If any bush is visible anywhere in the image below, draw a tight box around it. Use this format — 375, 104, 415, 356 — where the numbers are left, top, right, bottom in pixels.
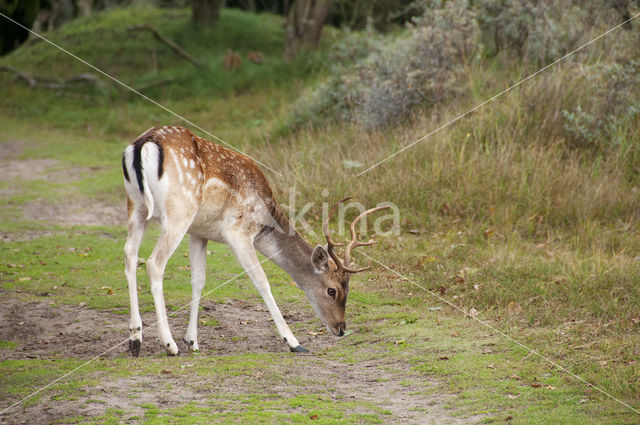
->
474, 0, 625, 65
291, 1, 479, 130
561, 60, 640, 179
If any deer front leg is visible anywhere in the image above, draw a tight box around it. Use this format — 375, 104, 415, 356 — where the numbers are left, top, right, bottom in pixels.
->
184, 235, 207, 352
124, 205, 147, 357
227, 237, 308, 353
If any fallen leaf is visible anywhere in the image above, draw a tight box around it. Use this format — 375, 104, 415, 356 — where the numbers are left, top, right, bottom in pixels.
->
531, 382, 542, 388
487, 363, 495, 369
598, 360, 607, 366
427, 307, 442, 311
394, 340, 405, 345
18, 277, 32, 282
509, 374, 521, 380
160, 369, 173, 375
545, 385, 556, 390
246, 51, 263, 64
506, 301, 522, 315
506, 394, 520, 400
310, 414, 319, 420
578, 398, 589, 404
438, 356, 449, 361
468, 308, 479, 318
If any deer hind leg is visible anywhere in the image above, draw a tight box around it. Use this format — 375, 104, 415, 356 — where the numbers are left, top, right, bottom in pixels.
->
147, 213, 194, 356
184, 234, 207, 352
125, 198, 148, 357
226, 235, 308, 353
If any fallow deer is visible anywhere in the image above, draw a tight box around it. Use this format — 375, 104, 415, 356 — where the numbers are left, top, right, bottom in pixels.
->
122, 125, 388, 356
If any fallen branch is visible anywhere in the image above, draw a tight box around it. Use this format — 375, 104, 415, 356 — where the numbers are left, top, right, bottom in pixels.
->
128, 24, 207, 69
0, 66, 105, 90
0, 65, 37, 87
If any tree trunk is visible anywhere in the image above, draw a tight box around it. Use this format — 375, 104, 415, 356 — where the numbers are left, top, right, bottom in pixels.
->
191, 0, 225, 26
284, 0, 331, 60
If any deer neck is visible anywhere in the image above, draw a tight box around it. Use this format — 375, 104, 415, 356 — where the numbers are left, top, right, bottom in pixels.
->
253, 205, 316, 289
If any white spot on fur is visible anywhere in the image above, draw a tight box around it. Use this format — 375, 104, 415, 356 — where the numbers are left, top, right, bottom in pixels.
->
189, 159, 195, 169
171, 151, 184, 185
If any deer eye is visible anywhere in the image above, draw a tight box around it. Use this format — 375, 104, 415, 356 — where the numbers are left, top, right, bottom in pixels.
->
327, 288, 336, 298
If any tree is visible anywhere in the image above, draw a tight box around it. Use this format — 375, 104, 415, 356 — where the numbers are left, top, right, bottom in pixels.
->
0, 0, 39, 55
191, 0, 225, 26
283, 0, 330, 60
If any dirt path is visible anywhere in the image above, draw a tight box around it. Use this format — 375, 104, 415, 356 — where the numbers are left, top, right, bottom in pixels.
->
0, 298, 478, 424
0, 140, 124, 242
0, 297, 325, 361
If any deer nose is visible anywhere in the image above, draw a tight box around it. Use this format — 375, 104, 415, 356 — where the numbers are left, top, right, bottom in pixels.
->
336, 322, 346, 337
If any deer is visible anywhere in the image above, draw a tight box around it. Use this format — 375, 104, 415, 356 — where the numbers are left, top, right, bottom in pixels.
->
122, 125, 388, 356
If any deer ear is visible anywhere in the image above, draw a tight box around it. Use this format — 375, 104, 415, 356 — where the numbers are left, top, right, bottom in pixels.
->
311, 245, 330, 273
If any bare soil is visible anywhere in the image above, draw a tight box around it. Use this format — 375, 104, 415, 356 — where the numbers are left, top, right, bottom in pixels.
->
21, 199, 125, 228
0, 298, 479, 424
0, 298, 321, 361
1, 141, 125, 241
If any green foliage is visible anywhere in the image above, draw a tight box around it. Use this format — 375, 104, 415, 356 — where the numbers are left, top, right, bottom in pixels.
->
473, 0, 623, 65
0, 7, 323, 120
561, 60, 640, 179
291, 1, 479, 129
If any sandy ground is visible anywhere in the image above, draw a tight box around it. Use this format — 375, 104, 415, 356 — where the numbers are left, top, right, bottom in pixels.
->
0, 298, 476, 425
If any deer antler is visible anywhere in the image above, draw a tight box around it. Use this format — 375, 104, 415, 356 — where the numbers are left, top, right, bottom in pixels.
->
323, 197, 390, 274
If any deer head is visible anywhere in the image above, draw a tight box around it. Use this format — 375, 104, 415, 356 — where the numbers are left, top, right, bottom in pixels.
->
305, 197, 390, 336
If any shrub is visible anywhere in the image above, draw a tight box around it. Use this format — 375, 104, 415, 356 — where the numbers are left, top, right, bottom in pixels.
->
474, 0, 625, 65
290, 0, 480, 130
562, 59, 640, 179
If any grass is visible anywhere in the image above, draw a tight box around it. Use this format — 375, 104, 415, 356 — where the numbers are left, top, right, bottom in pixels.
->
1, 3, 640, 424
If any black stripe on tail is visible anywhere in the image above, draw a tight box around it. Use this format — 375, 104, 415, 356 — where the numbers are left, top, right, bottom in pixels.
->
130, 135, 164, 194
122, 153, 130, 183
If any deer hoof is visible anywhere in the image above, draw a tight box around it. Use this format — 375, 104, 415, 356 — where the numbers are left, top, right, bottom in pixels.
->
290, 345, 309, 353
165, 341, 179, 356
129, 339, 141, 357
183, 337, 199, 352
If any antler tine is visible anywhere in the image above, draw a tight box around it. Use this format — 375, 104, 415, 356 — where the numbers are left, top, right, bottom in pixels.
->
344, 205, 391, 270
323, 196, 352, 270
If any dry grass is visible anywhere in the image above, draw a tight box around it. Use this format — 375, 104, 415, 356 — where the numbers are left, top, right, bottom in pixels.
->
247, 44, 640, 344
